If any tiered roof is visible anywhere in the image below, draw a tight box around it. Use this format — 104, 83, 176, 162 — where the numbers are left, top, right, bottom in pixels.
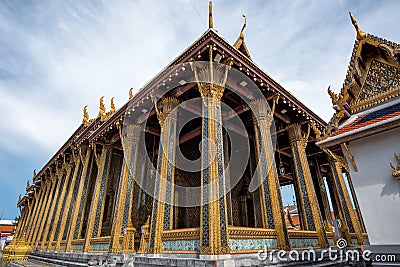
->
316, 13, 400, 146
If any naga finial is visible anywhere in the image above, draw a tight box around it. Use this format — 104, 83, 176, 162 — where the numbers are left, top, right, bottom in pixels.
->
349, 12, 366, 40
99, 96, 106, 118
33, 169, 37, 177
83, 105, 90, 125
110, 97, 115, 114
390, 153, 400, 179
240, 15, 247, 39
129, 88, 133, 99
209, 1, 213, 28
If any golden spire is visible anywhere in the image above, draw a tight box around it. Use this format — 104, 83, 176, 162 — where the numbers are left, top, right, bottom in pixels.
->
129, 88, 133, 99
209, 1, 213, 28
349, 12, 366, 40
239, 15, 246, 39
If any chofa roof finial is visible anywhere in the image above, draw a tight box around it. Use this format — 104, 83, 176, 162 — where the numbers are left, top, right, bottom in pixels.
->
240, 15, 246, 39
209, 1, 213, 28
349, 12, 366, 40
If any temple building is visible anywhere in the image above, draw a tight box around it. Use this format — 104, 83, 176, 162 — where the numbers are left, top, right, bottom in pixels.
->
4, 3, 373, 266
317, 13, 400, 264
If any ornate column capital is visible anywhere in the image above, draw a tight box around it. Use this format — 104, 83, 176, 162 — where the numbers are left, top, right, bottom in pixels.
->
249, 99, 274, 127
190, 45, 233, 101
155, 97, 179, 128
287, 123, 310, 151
123, 124, 142, 144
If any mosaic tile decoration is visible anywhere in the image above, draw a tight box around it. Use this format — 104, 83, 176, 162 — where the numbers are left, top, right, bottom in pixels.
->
331, 168, 355, 233
54, 165, 75, 241
74, 152, 93, 239
149, 131, 165, 250
230, 238, 278, 251
90, 243, 110, 251
122, 142, 136, 230
40, 179, 59, 241
328, 238, 335, 246
216, 105, 228, 247
162, 240, 200, 251
267, 136, 290, 246
256, 125, 275, 229
71, 244, 83, 251
201, 105, 210, 248
358, 60, 400, 104
163, 123, 176, 230
92, 148, 111, 238
351, 238, 358, 245
47, 173, 66, 241
63, 162, 83, 240
293, 146, 316, 231
289, 238, 318, 248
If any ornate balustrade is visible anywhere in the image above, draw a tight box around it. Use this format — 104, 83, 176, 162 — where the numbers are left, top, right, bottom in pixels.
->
70, 239, 84, 252
90, 237, 111, 252
161, 228, 200, 253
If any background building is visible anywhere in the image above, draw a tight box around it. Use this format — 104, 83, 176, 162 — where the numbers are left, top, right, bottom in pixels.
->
317, 13, 400, 264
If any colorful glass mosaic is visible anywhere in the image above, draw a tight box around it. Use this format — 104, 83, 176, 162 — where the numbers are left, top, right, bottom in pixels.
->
162, 240, 200, 251
230, 238, 277, 251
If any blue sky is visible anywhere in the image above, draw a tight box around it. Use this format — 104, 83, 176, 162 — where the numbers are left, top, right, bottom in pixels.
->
0, 0, 399, 219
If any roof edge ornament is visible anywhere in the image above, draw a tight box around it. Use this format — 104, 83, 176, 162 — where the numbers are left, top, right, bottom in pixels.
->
82, 105, 91, 126
209, 0, 213, 29
349, 12, 366, 40
233, 14, 252, 59
390, 153, 400, 179
240, 15, 246, 39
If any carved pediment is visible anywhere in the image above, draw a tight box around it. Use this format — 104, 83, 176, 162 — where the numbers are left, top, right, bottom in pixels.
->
352, 60, 400, 112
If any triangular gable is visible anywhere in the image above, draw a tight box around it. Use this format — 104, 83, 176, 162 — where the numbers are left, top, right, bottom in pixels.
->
327, 13, 400, 126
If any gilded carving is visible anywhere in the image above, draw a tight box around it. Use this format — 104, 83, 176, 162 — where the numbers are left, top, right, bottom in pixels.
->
343, 143, 358, 172
352, 60, 400, 112
189, 46, 232, 101
323, 148, 350, 173
390, 153, 400, 179
82, 106, 93, 126
288, 123, 328, 248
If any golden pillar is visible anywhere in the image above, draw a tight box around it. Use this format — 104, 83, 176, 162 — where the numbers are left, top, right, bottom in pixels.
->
109, 124, 141, 253
313, 158, 332, 222
190, 48, 231, 255
18, 200, 30, 238
287, 123, 328, 248
148, 97, 179, 254
65, 146, 93, 252
55, 153, 84, 251
82, 145, 112, 252
21, 201, 33, 238
26, 187, 42, 243
28, 180, 51, 245
250, 99, 290, 250
329, 158, 363, 245
40, 169, 64, 250
47, 163, 74, 250
344, 171, 367, 233
15, 205, 28, 238
34, 176, 57, 249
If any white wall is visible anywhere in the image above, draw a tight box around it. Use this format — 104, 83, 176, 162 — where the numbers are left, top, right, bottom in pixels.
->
344, 127, 400, 245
